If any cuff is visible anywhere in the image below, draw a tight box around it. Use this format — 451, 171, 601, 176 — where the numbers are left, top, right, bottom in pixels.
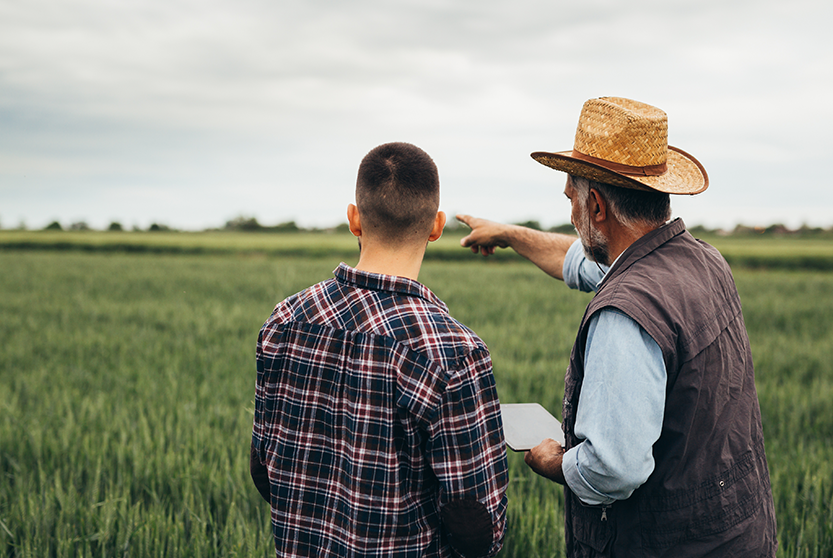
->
250, 442, 271, 504
562, 444, 615, 506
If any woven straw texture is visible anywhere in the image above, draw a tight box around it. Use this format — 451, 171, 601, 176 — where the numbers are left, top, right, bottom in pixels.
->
574, 97, 667, 167
532, 97, 708, 195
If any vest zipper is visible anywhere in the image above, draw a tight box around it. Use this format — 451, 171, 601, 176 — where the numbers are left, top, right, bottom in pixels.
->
600, 506, 609, 521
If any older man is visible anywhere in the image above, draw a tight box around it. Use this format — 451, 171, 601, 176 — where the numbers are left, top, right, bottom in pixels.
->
458, 97, 777, 557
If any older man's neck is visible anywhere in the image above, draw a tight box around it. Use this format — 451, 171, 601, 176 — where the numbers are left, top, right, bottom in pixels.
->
606, 219, 664, 264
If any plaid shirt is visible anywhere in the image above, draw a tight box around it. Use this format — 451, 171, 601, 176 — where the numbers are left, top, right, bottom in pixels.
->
252, 263, 507, 557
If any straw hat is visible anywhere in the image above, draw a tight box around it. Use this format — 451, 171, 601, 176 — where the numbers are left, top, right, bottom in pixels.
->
531, 97, 708, 195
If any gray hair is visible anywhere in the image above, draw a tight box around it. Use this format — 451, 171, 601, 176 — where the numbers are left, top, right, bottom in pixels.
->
569, 175, 671, 230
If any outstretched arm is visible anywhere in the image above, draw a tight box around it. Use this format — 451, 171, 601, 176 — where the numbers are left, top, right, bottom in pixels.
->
456, 214, 577, 281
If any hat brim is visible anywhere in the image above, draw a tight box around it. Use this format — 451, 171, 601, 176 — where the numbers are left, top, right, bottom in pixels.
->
531, 146, 708, 195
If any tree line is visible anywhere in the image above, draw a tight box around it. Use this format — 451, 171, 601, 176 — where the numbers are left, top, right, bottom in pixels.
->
8, 217, 833, 238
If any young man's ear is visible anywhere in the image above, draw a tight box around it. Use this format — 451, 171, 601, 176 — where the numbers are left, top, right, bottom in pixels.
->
428, 211, 446, 242
347, 204, 362, 237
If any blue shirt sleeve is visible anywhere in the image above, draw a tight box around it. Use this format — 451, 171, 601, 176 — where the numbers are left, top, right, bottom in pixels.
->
562, 239, 608, 293
561, 308, 667, 506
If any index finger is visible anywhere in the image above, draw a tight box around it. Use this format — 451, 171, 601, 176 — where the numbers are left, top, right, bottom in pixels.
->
455, 214, 473, 228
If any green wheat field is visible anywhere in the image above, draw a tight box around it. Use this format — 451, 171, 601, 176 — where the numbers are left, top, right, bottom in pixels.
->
1, 231, 832, 557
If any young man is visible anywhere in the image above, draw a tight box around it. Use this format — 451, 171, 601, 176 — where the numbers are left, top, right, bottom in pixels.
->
250, 142, 508, 558
458, 97, 777, 557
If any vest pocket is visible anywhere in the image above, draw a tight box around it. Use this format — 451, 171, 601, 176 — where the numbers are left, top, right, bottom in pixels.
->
570, 499, 614, 555
636, 450, 764, 549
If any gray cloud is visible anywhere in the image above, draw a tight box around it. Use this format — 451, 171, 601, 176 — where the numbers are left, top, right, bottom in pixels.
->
1, 0, 831, 229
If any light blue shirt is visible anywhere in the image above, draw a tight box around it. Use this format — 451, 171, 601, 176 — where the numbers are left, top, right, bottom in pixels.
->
560, 240, 667, 506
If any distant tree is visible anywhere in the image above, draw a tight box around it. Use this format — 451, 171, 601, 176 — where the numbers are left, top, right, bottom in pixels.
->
687, 225, 716, 236
333, 223, 351, 234
108, 222, 124, 231
273, 221, 300, 233
148, 223, 172, 232
797, 224, 829, 237
732, 224, 758, 236
44, 221, 63, 231
764, 224, 792, 235
69, 221, 91, 231
798, 224, 823, 234
514, 220, 543, 231
224, 216, 263, 231
219, 218, 306, 233
548, 223, 576, 234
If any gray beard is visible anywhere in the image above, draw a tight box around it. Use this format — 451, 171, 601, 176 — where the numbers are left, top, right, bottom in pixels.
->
581, 235, 610, 267
575, 211, 611, 267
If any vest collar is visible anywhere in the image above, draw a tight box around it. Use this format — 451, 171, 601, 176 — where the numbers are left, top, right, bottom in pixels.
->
596, 218, 687, 293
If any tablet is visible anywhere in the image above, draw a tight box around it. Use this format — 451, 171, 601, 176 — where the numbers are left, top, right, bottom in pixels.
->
500, 403, 565, 452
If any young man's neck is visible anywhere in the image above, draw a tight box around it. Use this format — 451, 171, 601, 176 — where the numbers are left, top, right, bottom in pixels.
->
346, 204, 445, 282
354, 240, 427, 282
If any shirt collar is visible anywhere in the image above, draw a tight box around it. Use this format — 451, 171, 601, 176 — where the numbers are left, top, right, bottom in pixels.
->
334, 263, 449, 314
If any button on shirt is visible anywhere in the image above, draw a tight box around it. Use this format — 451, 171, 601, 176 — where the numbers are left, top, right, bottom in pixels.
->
252, 263, 508, 557
561, 240, 667, 506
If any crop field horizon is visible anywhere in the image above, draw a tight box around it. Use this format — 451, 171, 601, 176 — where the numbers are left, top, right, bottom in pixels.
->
1, 241, 831, 556
3, 229, 833, 270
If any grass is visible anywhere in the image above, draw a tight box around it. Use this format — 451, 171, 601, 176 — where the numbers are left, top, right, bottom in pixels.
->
0, 230, 364, 258
0, 246, 831, 557
2, 229, 833, 269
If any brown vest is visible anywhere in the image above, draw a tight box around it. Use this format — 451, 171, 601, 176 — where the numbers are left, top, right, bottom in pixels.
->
563, 219, 777, 557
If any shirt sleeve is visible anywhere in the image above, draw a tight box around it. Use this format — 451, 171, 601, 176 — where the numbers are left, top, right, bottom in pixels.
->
426, 347, 508, 557
562, 239, 609, 293
561, 308, 666, 506
251, 326, 272, 500
252, 327, 267, 461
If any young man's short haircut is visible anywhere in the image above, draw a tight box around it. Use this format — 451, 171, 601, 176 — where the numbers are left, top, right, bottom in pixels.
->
356, 142, 440, 243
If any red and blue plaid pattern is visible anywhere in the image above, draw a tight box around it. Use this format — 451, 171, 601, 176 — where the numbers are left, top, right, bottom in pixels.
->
253, 264, 507, 557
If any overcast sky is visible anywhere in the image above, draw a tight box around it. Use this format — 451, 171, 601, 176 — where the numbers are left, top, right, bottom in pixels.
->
2, 0, 831, 231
